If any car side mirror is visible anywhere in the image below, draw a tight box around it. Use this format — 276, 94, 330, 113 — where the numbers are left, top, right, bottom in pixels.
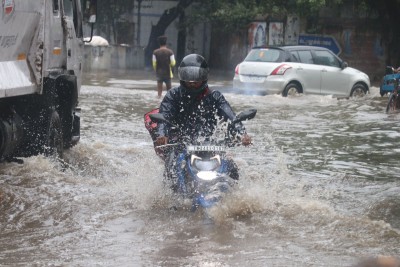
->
341, 61, 348, 69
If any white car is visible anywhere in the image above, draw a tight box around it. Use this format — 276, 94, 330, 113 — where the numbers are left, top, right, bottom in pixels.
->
233, 46, 370, 97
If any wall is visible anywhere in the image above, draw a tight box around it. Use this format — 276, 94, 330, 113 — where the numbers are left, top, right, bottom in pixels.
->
86, 2, 386, 83
84, 1, 211, 71
320, 18, 385, 84
83, 45, 145, 71
134, 0, 179, 52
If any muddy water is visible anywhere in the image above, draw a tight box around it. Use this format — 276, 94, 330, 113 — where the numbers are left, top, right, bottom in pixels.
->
1, 75, 399, 266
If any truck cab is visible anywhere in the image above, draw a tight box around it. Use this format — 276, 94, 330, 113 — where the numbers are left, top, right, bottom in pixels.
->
0, 0, 96, 162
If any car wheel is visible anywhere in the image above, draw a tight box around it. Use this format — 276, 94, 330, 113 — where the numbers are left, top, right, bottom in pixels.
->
350, 84, 367, 97
282, 82, 301, 97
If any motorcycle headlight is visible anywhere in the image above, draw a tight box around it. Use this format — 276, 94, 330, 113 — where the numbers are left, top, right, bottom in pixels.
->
190, 155, 221, 171
197, 171, 219, 181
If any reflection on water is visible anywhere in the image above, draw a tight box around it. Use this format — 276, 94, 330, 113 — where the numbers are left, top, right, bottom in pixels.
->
1, 82, 400, 266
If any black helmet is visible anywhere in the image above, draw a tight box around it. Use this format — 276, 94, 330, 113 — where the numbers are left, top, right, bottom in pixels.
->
178, 54, 209, 82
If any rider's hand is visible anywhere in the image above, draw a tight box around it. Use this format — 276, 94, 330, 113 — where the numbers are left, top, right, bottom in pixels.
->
156, 136, 168, 146
241, 133, 252, 146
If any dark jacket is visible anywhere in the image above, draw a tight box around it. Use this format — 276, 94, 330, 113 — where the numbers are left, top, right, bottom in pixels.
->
158, 85, 246, 142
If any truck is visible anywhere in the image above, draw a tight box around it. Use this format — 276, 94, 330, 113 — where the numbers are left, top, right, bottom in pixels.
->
0, 0, 97, 162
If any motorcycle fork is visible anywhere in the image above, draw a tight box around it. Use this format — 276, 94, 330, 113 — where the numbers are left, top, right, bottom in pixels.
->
175, 152, 188, 195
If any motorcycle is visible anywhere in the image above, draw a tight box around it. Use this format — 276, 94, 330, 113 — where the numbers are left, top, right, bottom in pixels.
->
378, 67, 400, 113
380, 66, 400, 97
145, 109, 257, 211
386, 78, 400, 113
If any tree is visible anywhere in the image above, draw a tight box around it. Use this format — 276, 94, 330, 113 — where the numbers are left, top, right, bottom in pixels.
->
143, 0, 194, 68
143, 0, 331, 67
96, 0, 135, 44
185, 0, 338, 69
189, 0, 340, 32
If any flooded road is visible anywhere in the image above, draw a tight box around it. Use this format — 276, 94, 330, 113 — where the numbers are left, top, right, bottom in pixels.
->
1, 71, 400, 266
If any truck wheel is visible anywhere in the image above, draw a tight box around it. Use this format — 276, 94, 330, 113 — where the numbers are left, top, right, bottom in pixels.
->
44, 110, 64, 159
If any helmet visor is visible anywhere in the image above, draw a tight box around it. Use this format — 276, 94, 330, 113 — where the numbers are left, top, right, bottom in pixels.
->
184, 81, 203, 91
178, 66, 209, 82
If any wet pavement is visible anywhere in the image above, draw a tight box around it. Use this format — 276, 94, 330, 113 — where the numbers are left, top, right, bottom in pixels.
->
1, 69, 399, 266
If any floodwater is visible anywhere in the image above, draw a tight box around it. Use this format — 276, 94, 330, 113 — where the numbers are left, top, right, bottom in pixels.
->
1, 70, 400, 266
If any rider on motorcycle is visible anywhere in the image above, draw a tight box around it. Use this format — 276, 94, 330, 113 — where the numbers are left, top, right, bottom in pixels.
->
155, 53, 252, 147
155, 54, 252, 180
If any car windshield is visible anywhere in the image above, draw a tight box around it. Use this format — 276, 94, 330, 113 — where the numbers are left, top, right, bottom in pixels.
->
244, 49, 282, 62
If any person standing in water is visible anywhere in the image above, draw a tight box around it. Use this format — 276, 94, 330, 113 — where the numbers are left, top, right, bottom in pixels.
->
152, 35, 176, 98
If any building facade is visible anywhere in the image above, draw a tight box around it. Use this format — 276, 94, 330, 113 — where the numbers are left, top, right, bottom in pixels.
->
86, 1, 386, 84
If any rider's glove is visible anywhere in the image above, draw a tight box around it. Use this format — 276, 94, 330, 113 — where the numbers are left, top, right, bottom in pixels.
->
241, 133, 252, 146
156, 136, 169, 146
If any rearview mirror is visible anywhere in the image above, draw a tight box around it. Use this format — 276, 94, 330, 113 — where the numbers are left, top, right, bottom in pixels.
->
149, 113, 178, 128
83, 0, 97, 24
149, 113, 166, 123
233, 109, 257, 123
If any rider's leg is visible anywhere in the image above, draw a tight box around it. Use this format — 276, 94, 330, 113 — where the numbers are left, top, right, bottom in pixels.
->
164, 149, 177, 190
226, 158, 239, 180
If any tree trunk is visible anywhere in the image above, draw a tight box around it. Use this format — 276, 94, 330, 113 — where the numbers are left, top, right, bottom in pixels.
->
176, 12, 187, 64
143, 0, 193, 68
136, 0, 142, 46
